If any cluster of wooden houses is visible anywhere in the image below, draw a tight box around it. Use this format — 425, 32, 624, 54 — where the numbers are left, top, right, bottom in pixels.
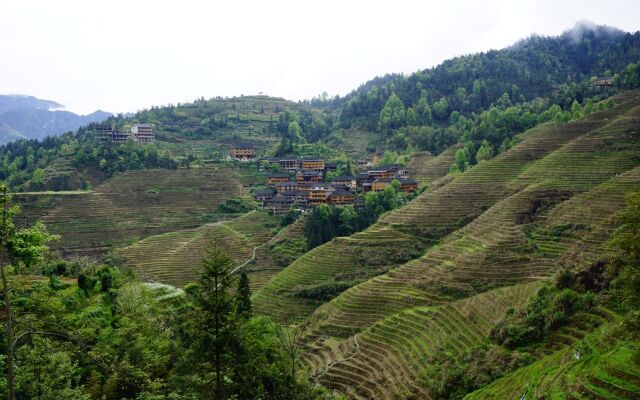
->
256, 161, 418, 214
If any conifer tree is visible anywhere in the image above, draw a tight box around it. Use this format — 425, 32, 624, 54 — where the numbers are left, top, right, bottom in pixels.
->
198, 242, 235, 400
235, 271, 252, 318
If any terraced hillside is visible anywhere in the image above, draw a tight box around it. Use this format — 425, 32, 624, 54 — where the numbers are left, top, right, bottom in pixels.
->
152, 95, 327, 157
251, 90, 640, 398
245, 218, 307, 293
119, 211, 279, 287
310, 283, 539, 399
251, 146, 458, 320
18, 166, 254, 258
466, 312, 640, 400
406, 146, 459, 187
254, 90, 640, 322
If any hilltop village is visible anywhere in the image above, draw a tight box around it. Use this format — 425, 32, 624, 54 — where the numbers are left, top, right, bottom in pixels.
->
227, 143, 418, 214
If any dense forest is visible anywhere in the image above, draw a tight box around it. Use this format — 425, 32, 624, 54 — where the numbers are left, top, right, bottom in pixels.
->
323, 25, 640, 168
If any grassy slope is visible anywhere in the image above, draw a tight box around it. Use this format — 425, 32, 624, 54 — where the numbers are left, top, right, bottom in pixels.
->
246, 218, 308, 293
251, 147, 457, 320
406, 146, 459, 187
119, 211, 280, 288
252, 90, 640, 398
17, 165, 257, 258
153, 95, 325, 157
465, 313, 640, 400
254, 90, 640, 321
311, 283, 540, 399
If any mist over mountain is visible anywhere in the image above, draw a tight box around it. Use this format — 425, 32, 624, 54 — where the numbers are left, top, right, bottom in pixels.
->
0, 95, 111, 144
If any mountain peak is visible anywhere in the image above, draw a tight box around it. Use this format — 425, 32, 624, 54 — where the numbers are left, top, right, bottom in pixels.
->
561, 20, 626, 42
0, 94, 63, 113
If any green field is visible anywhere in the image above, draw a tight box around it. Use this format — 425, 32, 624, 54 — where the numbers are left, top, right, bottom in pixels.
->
16, 166, 257, 258
119, 211, 280, 287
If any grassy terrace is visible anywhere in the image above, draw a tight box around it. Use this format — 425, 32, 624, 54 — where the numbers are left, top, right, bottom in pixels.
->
154, 95, 324, 156
250, 143, 457, 320
246, 218, 307, 293
465, 310, 640, 400
309, 283, 539, 400
406, 146, 459, 187
250, 90, 640, 398
119, 211, 280, 287
251, 146, 460, 320
301, 93, 640, 397
255, 91, 640, 322
17, 166, 253, 258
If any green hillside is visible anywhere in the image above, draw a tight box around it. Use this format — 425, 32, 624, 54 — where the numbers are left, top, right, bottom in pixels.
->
15, 166, 255, 258
2, 23, 640, 400
119, 211, 280, 287
246, 90, 640, 398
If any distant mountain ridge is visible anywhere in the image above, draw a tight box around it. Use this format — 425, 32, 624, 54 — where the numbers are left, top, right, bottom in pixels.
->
0, 95, 111, 144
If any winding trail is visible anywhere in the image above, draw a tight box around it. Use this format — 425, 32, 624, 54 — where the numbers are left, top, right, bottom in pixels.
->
311, 334, 361, 381
229, 218, 296, 276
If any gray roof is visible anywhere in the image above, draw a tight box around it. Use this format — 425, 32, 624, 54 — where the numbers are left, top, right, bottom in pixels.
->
232, 142, 255, 149
264, 196, 293, 204
254, 188, 276, 195
275, 181, 299, 187
331, 189, 354, 197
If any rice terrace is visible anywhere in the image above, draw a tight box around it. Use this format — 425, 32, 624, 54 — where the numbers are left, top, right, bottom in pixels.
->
1, 3, 640, 400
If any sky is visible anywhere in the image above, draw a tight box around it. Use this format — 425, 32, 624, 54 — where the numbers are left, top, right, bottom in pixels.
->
0, 0, 639, 115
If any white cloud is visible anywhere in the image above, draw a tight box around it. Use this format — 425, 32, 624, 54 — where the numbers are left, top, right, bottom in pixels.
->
0, 0, 638, 114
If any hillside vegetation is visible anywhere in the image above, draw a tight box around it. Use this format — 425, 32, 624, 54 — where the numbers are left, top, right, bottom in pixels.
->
15, 166, 254, 258
247, 90, 640, 398
119, 211, 280, 288
2, 23, 640, 400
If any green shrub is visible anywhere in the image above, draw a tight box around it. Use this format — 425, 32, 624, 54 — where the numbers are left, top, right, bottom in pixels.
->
217, 197, 255, 213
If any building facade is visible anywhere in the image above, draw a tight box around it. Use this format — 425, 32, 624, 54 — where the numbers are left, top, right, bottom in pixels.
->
131, 124, 155, 144
229, 143, 256, 161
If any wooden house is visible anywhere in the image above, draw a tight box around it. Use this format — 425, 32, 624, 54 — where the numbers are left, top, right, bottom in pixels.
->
275, 181, 299, 193
267, 173, 290, 185
399, 178, 418, 193
331, 175, 357, 188
254, 188, 276, 201
281, 190, 309, 203
112, 131, 131, 143
131, 124, 155, 144
277, 158, 300, 171
296, 169, 323, 182
330, 189, 355, 206
595, 77, 614, 87
229, 143, 256, 161
263, 196, 294, 215
367, 164, 407, 180
301, 158, 325, 171
372, 179, 391, 192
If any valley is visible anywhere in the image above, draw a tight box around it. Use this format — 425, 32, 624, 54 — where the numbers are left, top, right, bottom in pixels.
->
2, 22, 640, 400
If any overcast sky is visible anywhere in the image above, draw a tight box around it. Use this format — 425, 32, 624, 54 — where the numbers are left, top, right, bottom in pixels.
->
1, 0, 638, 114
